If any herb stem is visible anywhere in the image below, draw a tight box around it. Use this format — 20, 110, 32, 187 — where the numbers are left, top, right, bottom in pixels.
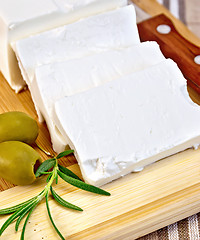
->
35, 142, 55, 158
45, 193, 65, 240
40, 158, 58, 199
20, 204, 37, 240
15, 200, 39, 232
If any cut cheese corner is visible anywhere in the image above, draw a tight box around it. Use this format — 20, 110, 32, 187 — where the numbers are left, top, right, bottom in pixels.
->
53, 59, 200, 186
0, 0, 127, 92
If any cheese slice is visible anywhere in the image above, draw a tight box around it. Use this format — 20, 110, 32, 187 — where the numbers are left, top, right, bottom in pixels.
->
13, 5, 139, 86
53, 59, 200, 186
0, 0, 127, 92
31, 41, 165, 153
13, 4, 140, 125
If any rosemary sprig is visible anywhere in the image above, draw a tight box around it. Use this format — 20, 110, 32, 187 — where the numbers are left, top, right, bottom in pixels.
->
50, 186, 83, 211
0, 150, 110, 239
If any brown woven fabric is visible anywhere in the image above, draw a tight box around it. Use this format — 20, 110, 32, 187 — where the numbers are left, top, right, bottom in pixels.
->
136, 215, 200, 239
197, 213, 200, 237
177, 218, 190, 240
178, 0, 186, 24
157, 227, 169, 240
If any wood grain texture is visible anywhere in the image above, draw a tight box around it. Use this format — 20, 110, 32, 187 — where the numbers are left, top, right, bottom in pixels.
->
156, 0, 200, 39
0, 1, 200, 239
131, 0, 200, 47
137, 14, 200, 94
1, 149, 200, 239
131, 0, 200, 103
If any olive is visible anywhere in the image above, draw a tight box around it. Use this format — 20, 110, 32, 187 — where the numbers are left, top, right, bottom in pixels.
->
0, 111, 39, 144
0, 141, 42, 185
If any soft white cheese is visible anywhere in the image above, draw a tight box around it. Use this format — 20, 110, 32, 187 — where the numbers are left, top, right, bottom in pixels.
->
0, 0, 127, 92
53, 59, 200, 186
13, 5, 139, 86
13, 5, 140, 124
31, 41, 165, 152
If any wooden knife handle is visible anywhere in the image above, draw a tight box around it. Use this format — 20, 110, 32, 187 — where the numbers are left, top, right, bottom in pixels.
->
137, 14, 200, 94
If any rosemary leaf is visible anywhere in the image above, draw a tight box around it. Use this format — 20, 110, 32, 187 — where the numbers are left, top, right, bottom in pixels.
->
46, 173, 53, 183
35, 158, 56, 177
58, 170, 110, 196
0, 200, 36, 235
15, 200, 39, 232
58, 164, 81, 181
0, 196, 38, 215
50, 187, 83, 212
20, 204, 37, 240
55, 174, 58, 184
45, 194, 65, 240
56, 150, 74, 159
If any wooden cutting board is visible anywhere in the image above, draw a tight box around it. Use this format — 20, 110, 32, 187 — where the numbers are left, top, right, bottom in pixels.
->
1, 6, 200, 240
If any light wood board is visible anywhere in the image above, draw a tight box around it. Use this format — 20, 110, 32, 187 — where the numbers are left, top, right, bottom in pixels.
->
0, 1, 200, 239
1, 149, 200, 239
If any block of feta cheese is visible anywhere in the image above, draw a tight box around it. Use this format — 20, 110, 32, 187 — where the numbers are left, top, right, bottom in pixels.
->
0, 0, 127, 93
32, 41, 165, 153
12, 5, 139, 86
53, 59, 200, 186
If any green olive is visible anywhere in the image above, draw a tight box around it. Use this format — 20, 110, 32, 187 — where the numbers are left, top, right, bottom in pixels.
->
0, 111, 39, 144
0, 141, 41, 185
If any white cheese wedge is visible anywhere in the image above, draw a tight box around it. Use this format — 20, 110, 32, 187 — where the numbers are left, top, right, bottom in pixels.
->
53, 59, 200, 186
13, 5, 139, 86
0, 0, 127, 92
31, 41, 165, 153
